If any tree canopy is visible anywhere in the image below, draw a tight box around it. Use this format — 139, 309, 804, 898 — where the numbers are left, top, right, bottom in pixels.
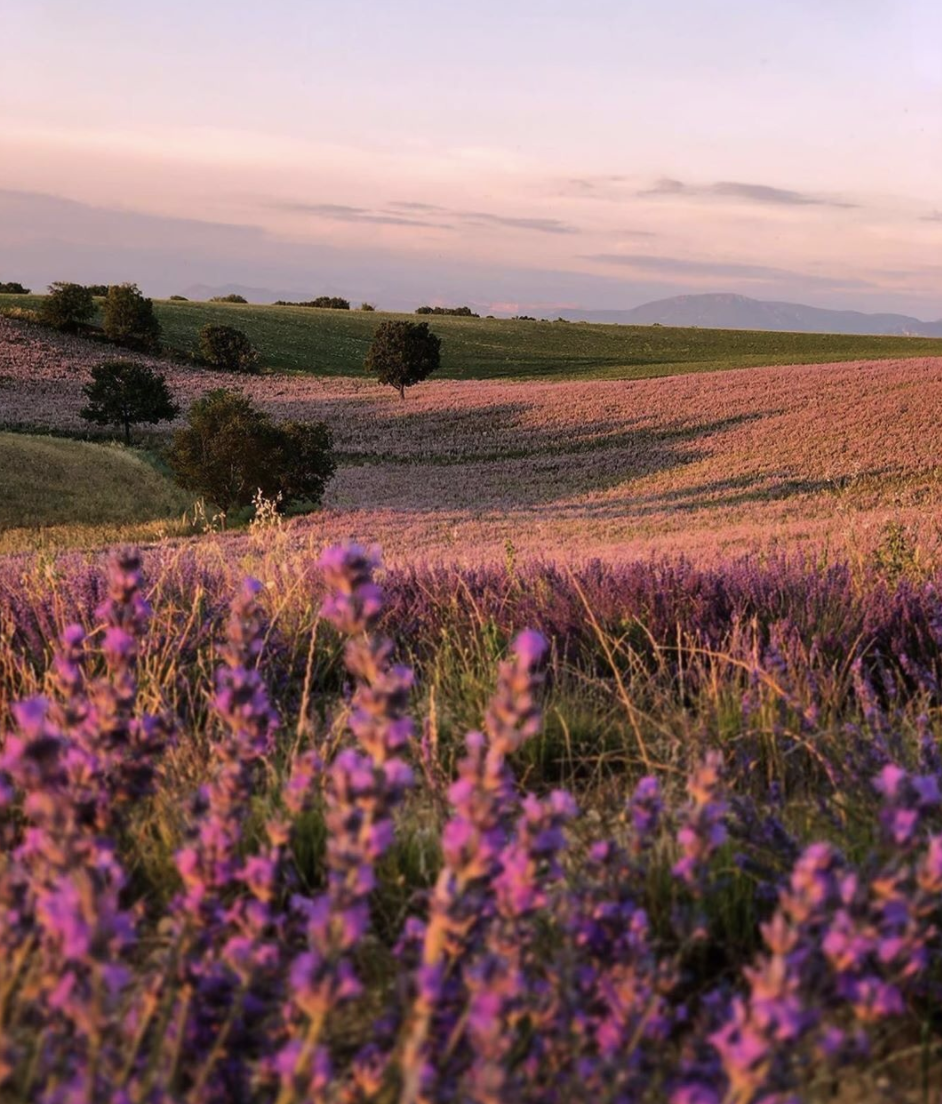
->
364, 320, 441, 398
80, 360, 179, 445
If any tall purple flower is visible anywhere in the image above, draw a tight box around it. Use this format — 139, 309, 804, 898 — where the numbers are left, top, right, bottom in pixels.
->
167, 576, 282, 1098
398, 630, 549, 1104
275, 545, 413, 1104
0, 549, 168, 1101
673, 751, 728, 911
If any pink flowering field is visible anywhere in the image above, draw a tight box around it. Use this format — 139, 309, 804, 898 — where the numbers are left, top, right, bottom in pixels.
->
2, 315, 941, 562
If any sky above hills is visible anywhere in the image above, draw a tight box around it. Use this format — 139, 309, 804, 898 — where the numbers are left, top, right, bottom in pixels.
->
2, 0, 940, 314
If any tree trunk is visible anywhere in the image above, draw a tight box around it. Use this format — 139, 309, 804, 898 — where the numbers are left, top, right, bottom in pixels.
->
124, 418, 131, 446
399, 384, 405, 400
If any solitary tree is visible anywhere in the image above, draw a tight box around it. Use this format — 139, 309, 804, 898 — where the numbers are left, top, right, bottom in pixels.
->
80, 360, 179, 445
103, 283, 162, 351
168, 390, 335, 514
39, 282, 96, 331
364, 320, 441, 398
198, 324, 260, 372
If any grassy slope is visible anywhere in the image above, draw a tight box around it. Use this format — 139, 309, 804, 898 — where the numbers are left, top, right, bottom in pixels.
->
5, 293, 942, 381
0, 433, 194, 551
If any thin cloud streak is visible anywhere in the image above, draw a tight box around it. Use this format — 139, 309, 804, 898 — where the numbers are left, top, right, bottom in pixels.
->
273, 199, 579, 234
388, 200, 450, 213
457, 211, 578, 234
639, 177, 858, 209
270, 201, 442, 228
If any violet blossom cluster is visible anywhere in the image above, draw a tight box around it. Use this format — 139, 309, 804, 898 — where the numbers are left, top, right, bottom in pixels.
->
0, 545, 940, 1103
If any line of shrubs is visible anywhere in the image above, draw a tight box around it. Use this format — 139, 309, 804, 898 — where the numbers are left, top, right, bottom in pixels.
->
274, 296, 351, 310
415, 304, 479, 317
39, 282, 162, 350
0, 281, 30, 294
23, 282, 264, 371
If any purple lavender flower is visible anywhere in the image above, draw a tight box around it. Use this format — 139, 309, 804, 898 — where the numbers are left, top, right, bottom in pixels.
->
673, 751, 728, 893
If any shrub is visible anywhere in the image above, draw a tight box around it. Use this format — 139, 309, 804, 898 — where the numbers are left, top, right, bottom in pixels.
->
85, 284, 111, 297
364, 319, 441, 398
80, 360, 179, 445
102, 283, 161, 351
169, 294, 189, 301
39, 282, 96, 331
168, 389, 335, 513
0, 306, 39, 323
210, 293, 248, 303
198, 324, 260, 373
273, 420, 336, 507
872, 521, 920, 582
0, 281, 30, 294
359, 302, 376, 311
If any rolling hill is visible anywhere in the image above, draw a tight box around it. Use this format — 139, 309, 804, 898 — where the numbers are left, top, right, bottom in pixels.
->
0, 432, 194, 552
5, 293, 942, 381
3, 312, 942, 562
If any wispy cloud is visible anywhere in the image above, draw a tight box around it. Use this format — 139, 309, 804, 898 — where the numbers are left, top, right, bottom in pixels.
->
387, 200, 450, 213
639, 177, 858, 209
556, 175, 629, 197
270, 201, 442, 228
920, 210, 942, 222
457, 211, 577, 234
274, 199, 579, 234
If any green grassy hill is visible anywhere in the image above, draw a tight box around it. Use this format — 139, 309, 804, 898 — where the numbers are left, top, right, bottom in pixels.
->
5, 293, 942, 381
0, 433, 195, 552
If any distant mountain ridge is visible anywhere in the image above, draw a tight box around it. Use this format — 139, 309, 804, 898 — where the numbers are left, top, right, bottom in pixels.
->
558, 293, 942, 337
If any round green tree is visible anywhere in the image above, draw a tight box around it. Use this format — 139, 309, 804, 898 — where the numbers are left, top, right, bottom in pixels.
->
168, 389, 335, 515
39, 282, 96, 331
80, 360, 179, 445
103, 283, 162, 351
198, 324, 260, 373
364, 320, 441, 398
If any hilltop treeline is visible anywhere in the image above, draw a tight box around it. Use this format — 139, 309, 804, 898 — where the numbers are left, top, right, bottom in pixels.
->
274, 296, 351, 310
416, 304, 479, 317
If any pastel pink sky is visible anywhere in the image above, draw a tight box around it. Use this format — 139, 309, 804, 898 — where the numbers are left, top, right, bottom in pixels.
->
2, 0, 940, 314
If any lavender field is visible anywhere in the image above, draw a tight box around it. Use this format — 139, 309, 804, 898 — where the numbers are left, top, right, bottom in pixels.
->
3, 315, 942, 562
1, 537, 942, 1101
